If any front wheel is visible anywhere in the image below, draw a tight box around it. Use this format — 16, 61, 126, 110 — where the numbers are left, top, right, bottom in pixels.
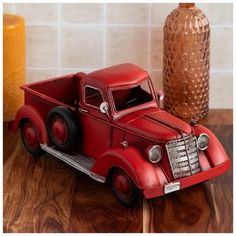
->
111, 168, 142, 207
20, 119, 44, 157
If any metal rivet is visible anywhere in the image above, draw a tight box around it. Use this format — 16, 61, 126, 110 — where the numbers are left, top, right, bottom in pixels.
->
120, 141, 128, 148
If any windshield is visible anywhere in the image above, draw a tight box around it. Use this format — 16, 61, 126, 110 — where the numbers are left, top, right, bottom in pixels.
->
111, 79, 154, 112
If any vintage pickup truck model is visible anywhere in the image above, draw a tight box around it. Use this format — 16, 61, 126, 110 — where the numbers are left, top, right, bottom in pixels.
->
10, 63, 230, 207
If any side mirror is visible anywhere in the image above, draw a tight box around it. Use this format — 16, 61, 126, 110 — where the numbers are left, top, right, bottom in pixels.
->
99, 101, 109, 116
156, 90, 164, 106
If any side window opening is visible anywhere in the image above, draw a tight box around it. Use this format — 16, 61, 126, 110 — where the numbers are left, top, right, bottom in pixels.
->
85, 86, 103, 108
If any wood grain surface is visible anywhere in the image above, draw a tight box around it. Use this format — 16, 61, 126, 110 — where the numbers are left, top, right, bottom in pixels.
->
3, 109, 233, 233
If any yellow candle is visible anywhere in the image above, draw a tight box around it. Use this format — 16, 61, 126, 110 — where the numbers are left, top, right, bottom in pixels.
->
3, 14, 25, 122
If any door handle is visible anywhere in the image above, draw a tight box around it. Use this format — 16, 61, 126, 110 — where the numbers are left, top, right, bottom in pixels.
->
79, 108, 89, 113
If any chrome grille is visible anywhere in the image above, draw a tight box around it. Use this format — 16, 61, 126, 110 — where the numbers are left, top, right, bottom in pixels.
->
166, 134, 201, 179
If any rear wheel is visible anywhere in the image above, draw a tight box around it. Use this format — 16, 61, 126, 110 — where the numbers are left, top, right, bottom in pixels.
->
21, 119, 44, 157
111, 168, 142, 207
47, 106, 79, 152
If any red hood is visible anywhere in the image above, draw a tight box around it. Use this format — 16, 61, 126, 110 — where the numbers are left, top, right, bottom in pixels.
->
115, 108, 192, 141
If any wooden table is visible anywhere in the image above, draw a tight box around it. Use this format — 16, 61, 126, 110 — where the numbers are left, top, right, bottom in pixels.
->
3, 109, 233, 233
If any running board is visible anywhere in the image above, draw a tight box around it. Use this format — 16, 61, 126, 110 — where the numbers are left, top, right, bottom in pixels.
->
40, 144, 106, 183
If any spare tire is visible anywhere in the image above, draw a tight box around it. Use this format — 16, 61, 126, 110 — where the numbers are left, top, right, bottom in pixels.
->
47, 106, 79, 152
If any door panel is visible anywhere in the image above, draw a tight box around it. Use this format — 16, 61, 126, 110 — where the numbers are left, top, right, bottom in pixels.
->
80, 113, 111, 158
79, 84, 112, 158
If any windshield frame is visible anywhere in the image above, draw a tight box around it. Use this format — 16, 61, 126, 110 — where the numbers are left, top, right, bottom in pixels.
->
108, 77, 158, 120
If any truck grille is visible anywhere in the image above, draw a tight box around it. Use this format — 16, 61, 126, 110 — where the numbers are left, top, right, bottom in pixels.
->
166, 134, 201, 179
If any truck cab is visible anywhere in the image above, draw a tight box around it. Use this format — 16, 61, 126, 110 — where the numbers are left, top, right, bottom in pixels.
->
11, 63, 230, 207
78, 64, 160, 158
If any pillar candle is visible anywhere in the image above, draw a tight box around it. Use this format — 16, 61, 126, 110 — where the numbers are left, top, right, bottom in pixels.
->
3, 14, 25, 122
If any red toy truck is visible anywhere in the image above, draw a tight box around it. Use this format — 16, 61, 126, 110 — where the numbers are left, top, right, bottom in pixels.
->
10, 63, 230, 207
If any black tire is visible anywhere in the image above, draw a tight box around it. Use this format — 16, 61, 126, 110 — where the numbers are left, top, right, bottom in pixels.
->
47, 106, 79, 152
110, 168, 142, 208
20, 119, 44, 157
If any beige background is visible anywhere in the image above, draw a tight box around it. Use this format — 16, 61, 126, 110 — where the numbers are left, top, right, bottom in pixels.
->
3, 3, 233, 108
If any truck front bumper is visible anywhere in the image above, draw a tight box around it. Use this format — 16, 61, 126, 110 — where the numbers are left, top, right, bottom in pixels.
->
143, 158, 231, 199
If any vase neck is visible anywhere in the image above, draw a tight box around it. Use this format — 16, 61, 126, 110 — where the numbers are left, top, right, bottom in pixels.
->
179, 3, 195, 8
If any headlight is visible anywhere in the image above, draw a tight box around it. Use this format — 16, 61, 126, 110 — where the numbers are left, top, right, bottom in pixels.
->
147, 145, 162, 163
197, 133, 209, 150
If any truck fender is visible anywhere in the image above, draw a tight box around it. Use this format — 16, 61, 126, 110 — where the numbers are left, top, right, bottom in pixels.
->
10, 104, 50, 144
91, 147, 167, 190
193, 124, 229, 166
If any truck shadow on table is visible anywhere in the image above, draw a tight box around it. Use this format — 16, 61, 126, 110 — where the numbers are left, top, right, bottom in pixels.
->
68, 171, 232, 233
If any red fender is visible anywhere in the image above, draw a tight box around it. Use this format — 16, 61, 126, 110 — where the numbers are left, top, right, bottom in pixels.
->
193, 124, 229, 166
10, 104, 50, 144
91, 147, 168, 189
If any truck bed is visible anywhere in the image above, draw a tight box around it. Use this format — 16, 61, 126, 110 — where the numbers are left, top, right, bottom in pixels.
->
21, 74, 79, 110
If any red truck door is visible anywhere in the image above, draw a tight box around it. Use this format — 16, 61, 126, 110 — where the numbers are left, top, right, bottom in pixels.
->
79, 84, 112, 158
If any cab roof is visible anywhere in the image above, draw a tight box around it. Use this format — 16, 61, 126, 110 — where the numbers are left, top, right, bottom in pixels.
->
85, 63, 148, 88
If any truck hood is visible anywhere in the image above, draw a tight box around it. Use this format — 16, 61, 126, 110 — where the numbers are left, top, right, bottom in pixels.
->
115, 108, 192, 141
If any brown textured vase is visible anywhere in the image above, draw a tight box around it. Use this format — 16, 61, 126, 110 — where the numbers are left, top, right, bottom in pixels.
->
163, 3, 210, 121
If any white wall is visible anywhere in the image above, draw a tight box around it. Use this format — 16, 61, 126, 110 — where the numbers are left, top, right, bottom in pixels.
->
3, 3, 233, 108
